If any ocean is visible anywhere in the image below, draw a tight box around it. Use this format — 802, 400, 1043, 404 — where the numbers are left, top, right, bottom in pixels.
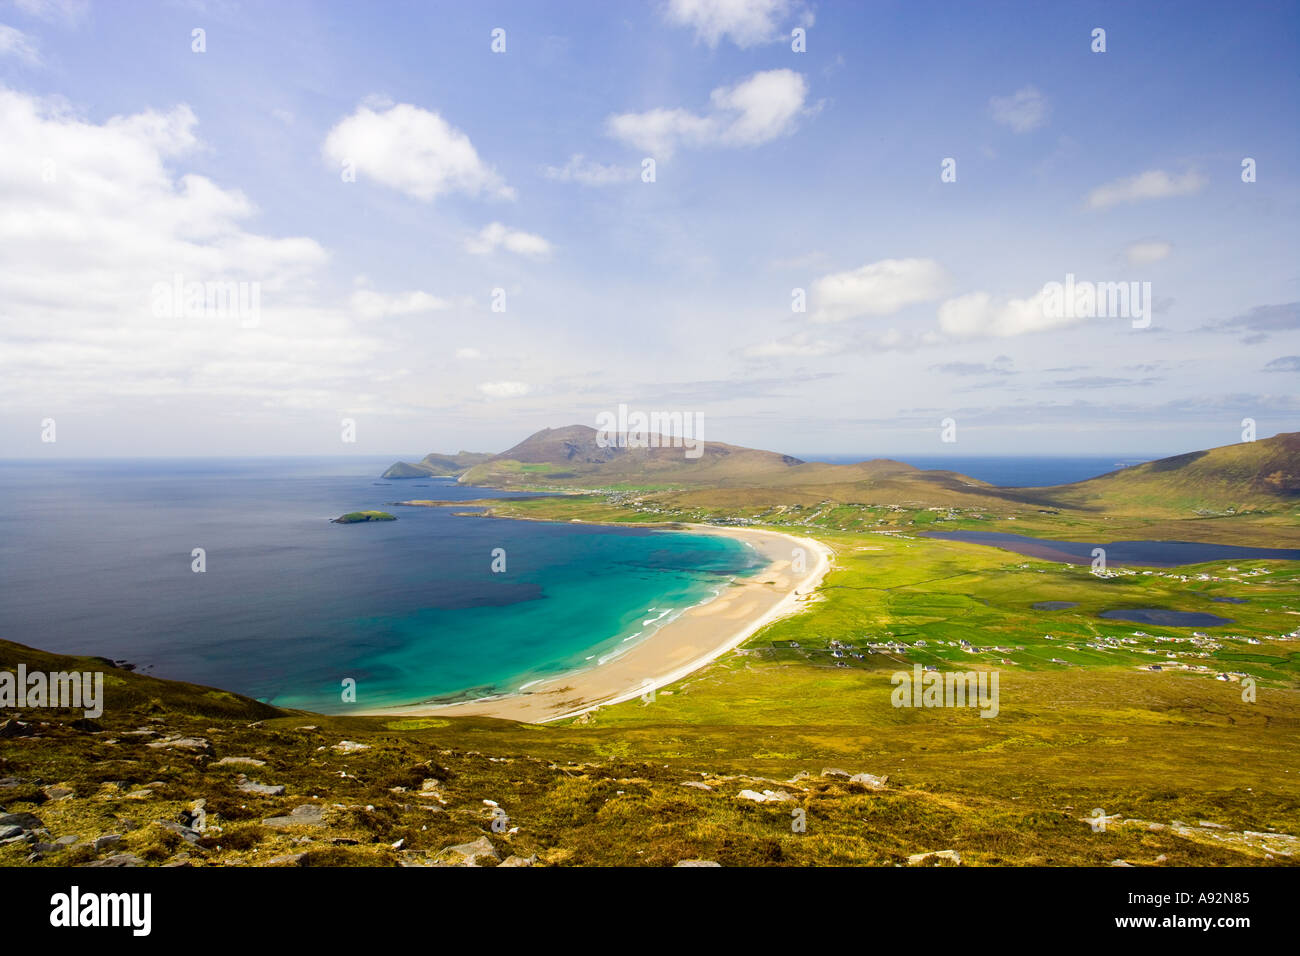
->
803, 455, 1151, 487
0, 458, 762, 712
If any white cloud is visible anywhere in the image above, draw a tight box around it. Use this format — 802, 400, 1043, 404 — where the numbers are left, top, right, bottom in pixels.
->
464, 222, 552, 258
663, 0, 801, 49
13, 0, 87, 25
606, 69, 808, 157
0, 87, 394, 412
322, 100, 514, 202
543, 153, 636, 186
0, 24, 40, 64
989, 86, 1049, 132
1088, 169, 1206, 209
1126, 240, 1172, 265
810, 258, 948, 323
455, 347, 483, 360
349, 288, 451, 319
742, 331, 835, 358
938, 288, 1082, 338
478, 380, 531, 398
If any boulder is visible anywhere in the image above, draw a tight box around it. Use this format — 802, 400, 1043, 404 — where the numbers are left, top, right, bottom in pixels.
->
441, 836, 498, 866
236, 775, 286, 796
263, 804, 325, 828
333, 740, 370, 754
0, 811, 42, 831
675, 860, 722, 867
737, 789, 793, 803
212, 757, 266, 767
848, 773, 888, 790
146, 736, 212, 754
155, 820, 201, 844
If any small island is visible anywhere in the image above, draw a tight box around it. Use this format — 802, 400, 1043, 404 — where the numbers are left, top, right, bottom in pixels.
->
332, 511, 397, 524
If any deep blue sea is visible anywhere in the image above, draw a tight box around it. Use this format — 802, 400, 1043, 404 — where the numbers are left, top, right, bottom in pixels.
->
0, 458, 762, 712
804, 455, 1152, 487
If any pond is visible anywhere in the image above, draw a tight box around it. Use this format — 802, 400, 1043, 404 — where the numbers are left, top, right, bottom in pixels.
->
1098, 608, 1235, 627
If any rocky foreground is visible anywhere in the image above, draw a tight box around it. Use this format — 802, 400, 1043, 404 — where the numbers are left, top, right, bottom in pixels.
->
1, 641, 1293, 867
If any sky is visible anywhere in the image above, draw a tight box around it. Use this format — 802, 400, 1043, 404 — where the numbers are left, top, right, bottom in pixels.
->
0, 0, 1297, 461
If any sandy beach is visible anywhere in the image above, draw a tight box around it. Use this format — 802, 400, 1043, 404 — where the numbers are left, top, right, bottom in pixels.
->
361, 524, 833, 724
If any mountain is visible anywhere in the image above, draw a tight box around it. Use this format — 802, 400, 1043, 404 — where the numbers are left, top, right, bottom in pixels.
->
381, 451, 494, 479
1034, 431, 1300, 513
459, 424, 804, 486
384, 426, 1300, 515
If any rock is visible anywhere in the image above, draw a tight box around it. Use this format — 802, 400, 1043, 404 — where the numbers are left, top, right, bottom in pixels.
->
236, 775, 286, 796
787, 771, 811, 784
0, 825, 22, 841
441, 836, 499, 866
820, 768, 851, 779
93, 834, 121, 851
907, 849, 962, 866
146, 736, 212, 754
848, 773, 888, 790
1199, 821, 1227, 829
333, 740, 370, 754
155, 820, 201, 844
212, 756, 266, 767
1110, 859, 1134, 867
0, 776, 23, 788
0, 719, 32, 739
500, 854, 537, 867
0, 811, 43, 831
1156, 854, 1168, 863
85, 852, 144, 867
675, 859, 722, 867
268, 852, 307, 866
43, 786, 75, 801
263, 804, 325, 828
681, 781, 713, 791
55, 835, 78, 846
737, 789, 792, 803
125, 789, 154, 800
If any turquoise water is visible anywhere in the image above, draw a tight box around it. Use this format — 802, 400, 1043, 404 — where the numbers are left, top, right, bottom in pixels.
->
0, 459, 764, 712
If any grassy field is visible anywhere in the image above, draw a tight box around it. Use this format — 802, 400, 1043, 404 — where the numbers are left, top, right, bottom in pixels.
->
5, 483, 1297, 867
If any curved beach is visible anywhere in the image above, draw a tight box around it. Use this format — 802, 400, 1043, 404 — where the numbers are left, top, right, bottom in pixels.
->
362, 525, 833, 723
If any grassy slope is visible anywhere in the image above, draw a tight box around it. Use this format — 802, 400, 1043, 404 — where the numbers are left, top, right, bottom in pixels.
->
5, 432, 1298, 866
2, 634, 1296, 868
5, 496, 1298, 866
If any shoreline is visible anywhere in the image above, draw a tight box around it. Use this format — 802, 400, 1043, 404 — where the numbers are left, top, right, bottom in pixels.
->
358, 521, 834, 724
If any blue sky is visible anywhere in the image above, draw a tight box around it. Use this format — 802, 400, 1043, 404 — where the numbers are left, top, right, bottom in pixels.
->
1, 0, 1297, 460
